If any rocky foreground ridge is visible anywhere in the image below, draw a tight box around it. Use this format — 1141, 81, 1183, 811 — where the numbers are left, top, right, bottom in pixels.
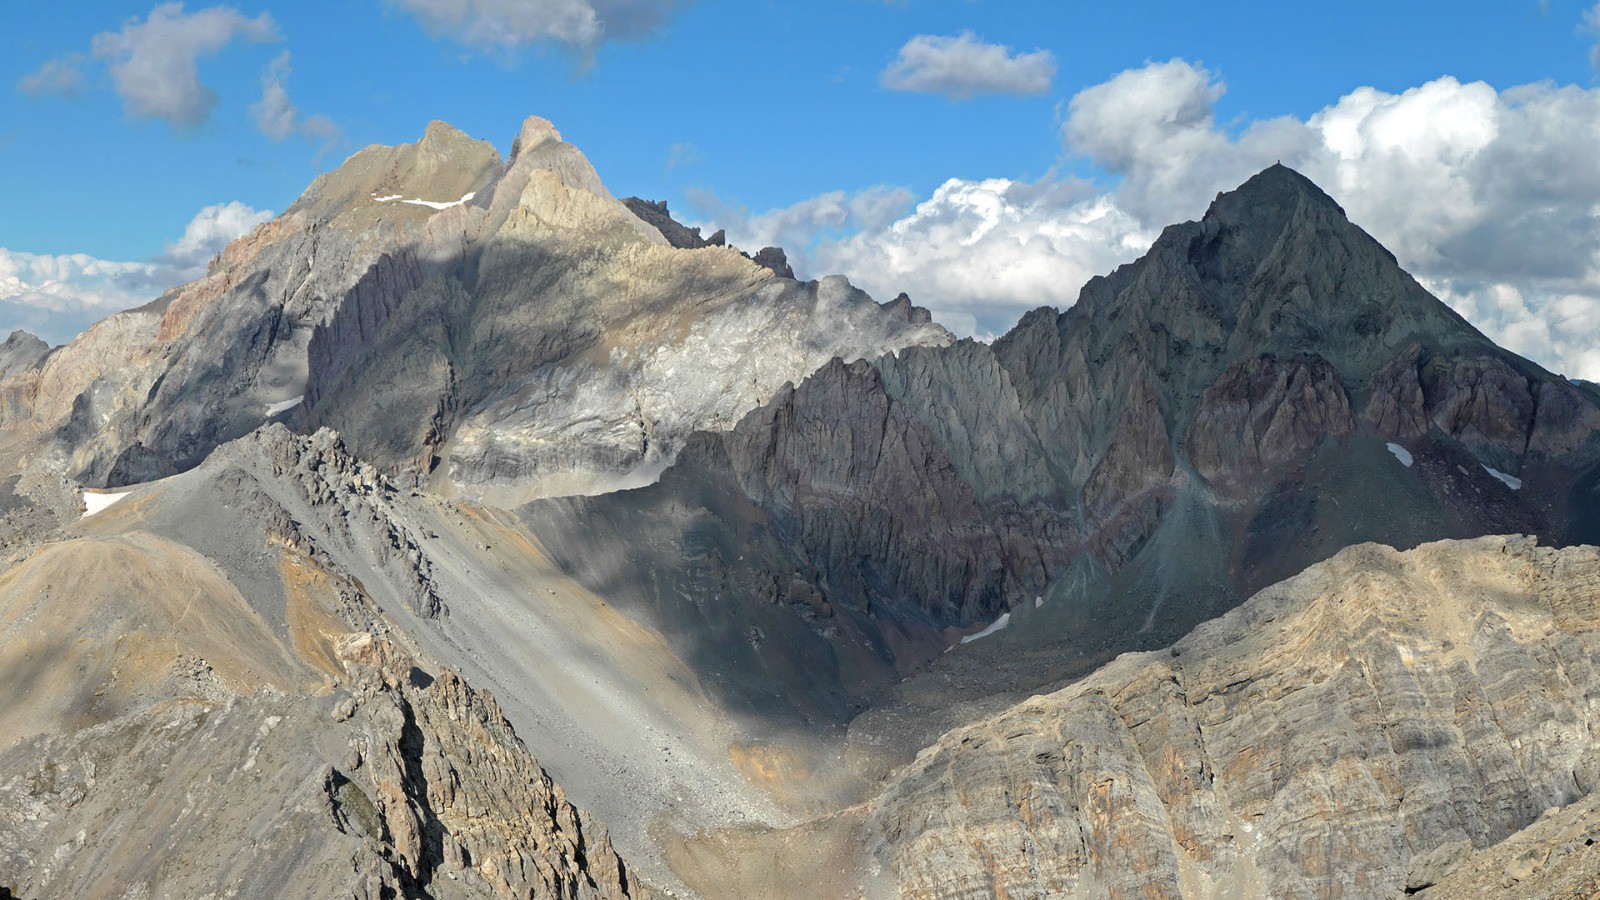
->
0, 468, 648, 899
869, 535, 1600, 898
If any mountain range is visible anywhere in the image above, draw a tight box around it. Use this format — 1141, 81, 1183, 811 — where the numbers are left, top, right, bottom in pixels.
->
1, 115, 1597, 899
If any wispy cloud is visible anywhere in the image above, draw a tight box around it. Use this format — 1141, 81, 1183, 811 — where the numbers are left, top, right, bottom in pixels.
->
665, 141, 699, 172
17, 57, 86, 98
250, 52, 341, 156
390, 0, 691, 57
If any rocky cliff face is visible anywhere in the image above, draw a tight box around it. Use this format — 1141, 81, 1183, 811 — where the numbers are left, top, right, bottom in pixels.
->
0, 454, 649, 898
1, 122, 504, 488
0, 117, 946, 502
868, 535, 1600, 899
0, 630, 649, 899
522, 165, 1600, 753
302, 117, 950, 503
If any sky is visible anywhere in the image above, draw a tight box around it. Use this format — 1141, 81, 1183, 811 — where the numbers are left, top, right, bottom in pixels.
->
3, 1, 1600, 379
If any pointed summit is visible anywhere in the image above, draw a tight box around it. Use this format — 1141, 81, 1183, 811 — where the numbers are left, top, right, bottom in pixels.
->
509, 115, 563, 163
1222, 162, 1343, 214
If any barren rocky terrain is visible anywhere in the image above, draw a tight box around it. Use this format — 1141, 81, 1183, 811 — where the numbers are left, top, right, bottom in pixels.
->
0, 116, 1597, 899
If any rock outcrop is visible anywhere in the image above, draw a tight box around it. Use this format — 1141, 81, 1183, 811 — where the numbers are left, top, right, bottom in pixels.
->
869, 535, 1600, 899
623, 197, 720, 249
0, 436, 651, 898
0, 630, 649, 899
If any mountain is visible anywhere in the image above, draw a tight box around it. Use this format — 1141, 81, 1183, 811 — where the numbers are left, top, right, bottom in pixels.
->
1, 115, 1598, 900
0, 117, 946, 502
518, 163, 1600, 761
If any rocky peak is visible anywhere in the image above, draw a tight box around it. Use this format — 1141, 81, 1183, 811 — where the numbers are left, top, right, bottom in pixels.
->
1208, 161, 1346, 222
285, 122, 503, 225
623, 197, 716, 249
508, 114, 563, 162
0, 330, 49, 379
751, 246, 795, 279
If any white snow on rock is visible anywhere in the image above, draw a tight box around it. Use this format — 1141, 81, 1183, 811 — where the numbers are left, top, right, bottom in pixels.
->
1386, 443, 1414, 468
266, 395, 303, 416
960, 612, 1011, 645
1482, 465, 1523, 491
372, 191, 475, 210
81, 490, 133, 518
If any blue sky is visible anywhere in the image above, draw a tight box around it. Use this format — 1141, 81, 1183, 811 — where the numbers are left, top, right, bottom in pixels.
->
4, 1, 1600, 377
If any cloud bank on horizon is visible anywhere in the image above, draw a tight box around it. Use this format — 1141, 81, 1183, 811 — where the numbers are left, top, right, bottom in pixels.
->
713, 58, 1600, 381
0, 202, 272, 344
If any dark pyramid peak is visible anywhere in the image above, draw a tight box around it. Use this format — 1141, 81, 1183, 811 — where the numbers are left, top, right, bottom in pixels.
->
1209, 162, 1345, 221
1005, 164, 1501, 423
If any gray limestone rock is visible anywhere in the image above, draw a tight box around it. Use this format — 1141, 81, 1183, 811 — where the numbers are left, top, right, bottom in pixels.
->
868, 536, 1600, 899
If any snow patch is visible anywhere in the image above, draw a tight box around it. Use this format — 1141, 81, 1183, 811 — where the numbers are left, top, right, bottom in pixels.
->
960, 612, 1011, 644
1386, 443, 1414, 468
266, 395, 303, 416
1034, 595, 1043, 609
81, 490, 133, 518
373, 191, 475, 210
1482, 465, 1522, 491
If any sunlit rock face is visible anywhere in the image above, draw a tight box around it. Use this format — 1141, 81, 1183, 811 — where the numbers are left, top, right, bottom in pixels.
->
870, 536, 1600, 900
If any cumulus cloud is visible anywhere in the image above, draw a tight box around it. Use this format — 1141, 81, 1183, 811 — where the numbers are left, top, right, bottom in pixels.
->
686, 184, 915, 271
24, 3, 280, 128
391, 0, 689, 54
250, 52, 341, 153
815, 179, 1152, 337
709, 59, 1600, 379
0, 201, 272, 344
93, 3, 280, 126
880, 31, 1055, 98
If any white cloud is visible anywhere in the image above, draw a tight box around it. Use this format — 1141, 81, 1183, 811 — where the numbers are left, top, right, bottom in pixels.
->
391, 0, 688, 54
707, 59, 1600, 380
817, 178, 1152, 337
880, 31, 1055, 99
0, 201, 272, 345
149, 200, 275, 280
17, 57, 85, 98
250, 52, 341, 152
42, 3, 282, 128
